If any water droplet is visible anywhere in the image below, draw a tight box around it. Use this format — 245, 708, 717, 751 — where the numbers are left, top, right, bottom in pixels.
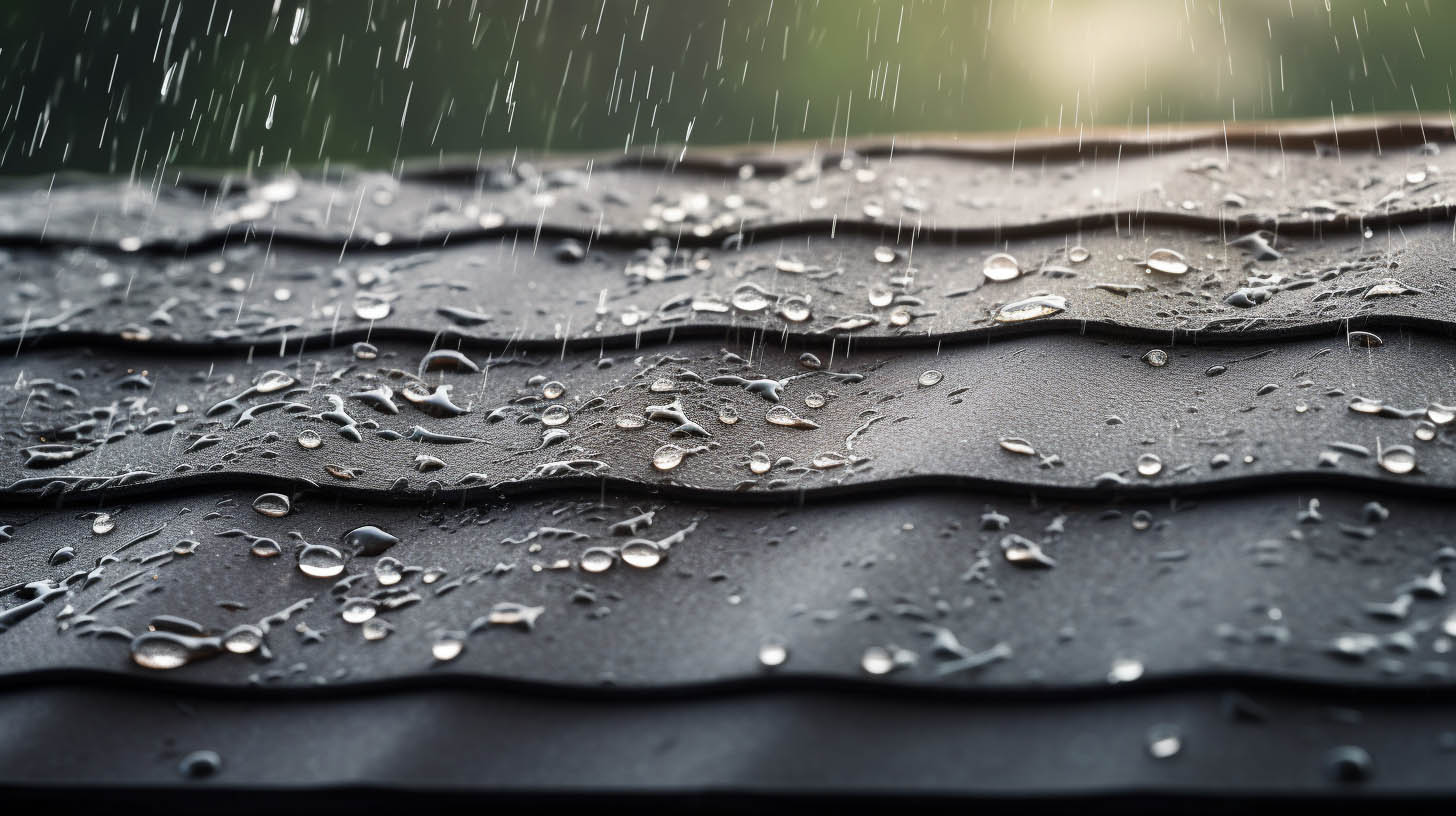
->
994, 294, 1066, 322
717, 405, 739, 425
861, 646, 897, 675
178, 750, 221, 779
1327, 745, 1374, 783
1416, 421, 1437, 442
173, 539, 199, 556
250, 538, 281, 558
131, 632, 218, 670
1378, 445, 1416, 475
375, 557, 403, 585
541, 405, 571, 427
254, 370, 295, 394
222, 625, 263, 655
1136, 453, 1164, 477
758, 638, 789, 668
983, 253, 1022, 282
1108, 657, 1145, 683
343, 526, 398, 556
731, 283, 770, 312
297, 430, 322, 449
580, 547, 616, 573
1427, 404, 1455, 425
778, 295, 812, 322
297, 544, 345, 578
341, 598, 378, 624
1001, 534, 1056, 567
867, 285, 894, 308
1146, 724, 1182, 759
621, 539, 663, 568
1205, 364, 1227, 377
873, 246, 897, 264
648, 377, 676, 393
1068, 246, 1091, 263
362, 618, 394, 641
251, 493, 291, 518
652, 444, 687, 471
542, 380, 566, 399
999, 437, 1036, 456
353, 294, 392, 321
1143, 248, 1189, 275
1141, 349, 1169, 367
765, 405, 819, 429
92, 514, 115, 535
804, 393, 826, 409
918, 369, 944, 387
749, 451, 773, 474
352, 342, 379, 361
432, 633, 465, 662
422, 567, 447, 584
799, 353, 823, 369
1348, 331, 1383, 348
616, 415, 646, 429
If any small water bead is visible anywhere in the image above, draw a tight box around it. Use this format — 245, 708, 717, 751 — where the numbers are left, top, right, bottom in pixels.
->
352, 342, 379, 361
731, 283, 770, 312
362, 618, 394, 641
251, 493, 291, 518
297, 430, 322, 449
374, 557, 403, 585
1416, 421, 1437, 442
250, 538, 282, 558
297, 544, 346, 578
652, 444, 687, 471
758, 638, 790, 668
804, 393, 827, 409
1428, 403, 1455, 425
541, 405, 571, 427
1327, 745, 1374, 783
173, 539, 199, 556
422, 567, 447, 584
616, 415, 646, 429
889, 306, 913, 326
580, 547, 616, 574
92, 514, 116, 535
765, 405, 820, 429
749, 451, 773, 475
648, 377, 676, 393
178, 750, 222, 779
353, 294, 392, 321
542, 381, 566, 399
222, 625, 264, 655
1141, 349, 1168, 367
1204, 364, 1227, 377
1067, 246, 1091, 263
982, 252, 1022, 282
1349, 397, 1383, 415
1143, 248, 1190, 275
994, 294, 1066, 322
432, 633, 465, 662
1378, 445, 1417, 475
867, 285, 894, 308
873, 246, 897, 264
918, 369, 944, 388
999, 437, 1036, 456
341, 598, 378, 624
778, 296, 812, 322
620, 539, 664, 568
799, 353, 823, 370
717, 405, 740, 425
860, 646, 906, 675
254, 370, 296, 394
1146, 724, 1183, 759
1108, 657, 1145, 683
1136, 454, 1164, 477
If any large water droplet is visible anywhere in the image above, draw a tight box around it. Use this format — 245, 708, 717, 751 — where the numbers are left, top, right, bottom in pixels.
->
652, 444, 686, 471
918, 369, 944, 387
1143, 248, 1189, 275
580, 547, 616, 573
341, 598, 378, 624
1141, 349, 1169, 367
297, 544, 345, 578
994, 294, 1066, 322
621, 539, 663, 568
297, 430, 322, 449
92, 514, 115, 535
758, 638, 789, 668
541, 405, 571, 427
251, 493, 291, 518
1136, 453, 1164, 477
983, 253, 1022, 282
432, 632, 465, 662
222, 625, 263, 655
765, 405, 819, 429
1146, 724, 1182, 759
1378, 445, 1416, 475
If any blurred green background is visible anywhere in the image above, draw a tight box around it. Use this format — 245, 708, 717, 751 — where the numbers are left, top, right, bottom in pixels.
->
1, 0, 1452, 175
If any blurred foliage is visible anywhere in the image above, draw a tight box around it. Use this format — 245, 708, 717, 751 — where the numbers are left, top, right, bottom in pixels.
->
2, 0, 1453, 175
